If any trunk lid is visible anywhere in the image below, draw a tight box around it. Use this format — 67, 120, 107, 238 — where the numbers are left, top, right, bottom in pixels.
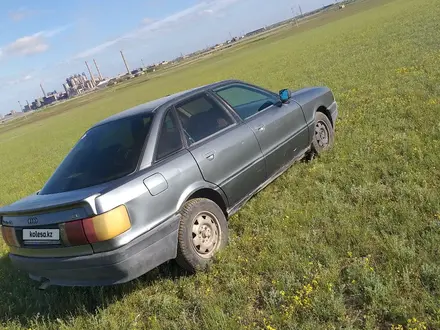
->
0, 183, 108, 217
0, 184, 108, 257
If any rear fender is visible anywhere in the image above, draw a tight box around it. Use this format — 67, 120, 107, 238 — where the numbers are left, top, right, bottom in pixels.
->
176, 182, 229, 214
290, 87, 335, 142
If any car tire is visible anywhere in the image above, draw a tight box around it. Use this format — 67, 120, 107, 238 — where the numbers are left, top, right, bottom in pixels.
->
175, 198, 228, 273
308, 111, 335, 159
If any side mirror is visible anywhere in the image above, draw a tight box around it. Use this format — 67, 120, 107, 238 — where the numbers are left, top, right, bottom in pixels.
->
279, 89, 291, 103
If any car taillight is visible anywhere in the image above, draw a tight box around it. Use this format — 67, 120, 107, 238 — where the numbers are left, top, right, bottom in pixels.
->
1, 226, 20, 247
60, 205, 131, 246
60, 220, 88, 246
82, 205, 131, 243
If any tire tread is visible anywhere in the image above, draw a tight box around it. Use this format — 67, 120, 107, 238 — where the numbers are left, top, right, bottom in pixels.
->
175, 198, 227, 272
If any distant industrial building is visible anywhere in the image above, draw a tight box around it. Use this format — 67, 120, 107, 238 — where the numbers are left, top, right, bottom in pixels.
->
0, 110, 25, 124
43, 94, 57, 105
64, 73, 97, 97
31, 98, 43, 110
131, 67, 147, 77
245, 27, 267, 38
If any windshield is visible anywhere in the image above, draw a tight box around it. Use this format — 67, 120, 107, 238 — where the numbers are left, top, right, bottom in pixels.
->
40, 113, 154, 194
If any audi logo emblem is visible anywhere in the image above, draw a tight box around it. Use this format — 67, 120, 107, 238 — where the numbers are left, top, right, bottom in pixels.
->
27, 217, 39, 225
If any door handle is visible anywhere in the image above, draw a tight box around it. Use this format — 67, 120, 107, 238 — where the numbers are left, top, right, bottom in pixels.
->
205, 152, 215, 161
256, 125, 265, 132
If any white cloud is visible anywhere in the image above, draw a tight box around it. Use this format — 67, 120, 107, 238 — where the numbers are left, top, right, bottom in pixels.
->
73, 38, 125, 59
142, 18, 156, 25
73, 0, 243, 59
39, 25, 71, 38
4, 74, 35, 86
8, 7, 54, 22
204, 0, 242, 13
8, 7, 34, 22
3, 35, 49, 56
0, 25, 70, 58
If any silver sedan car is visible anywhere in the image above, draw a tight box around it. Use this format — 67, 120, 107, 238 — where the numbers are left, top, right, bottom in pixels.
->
0, 79, 338, 288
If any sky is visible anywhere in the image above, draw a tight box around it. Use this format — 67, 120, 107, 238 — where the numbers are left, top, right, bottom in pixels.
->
0, 0, 332, 115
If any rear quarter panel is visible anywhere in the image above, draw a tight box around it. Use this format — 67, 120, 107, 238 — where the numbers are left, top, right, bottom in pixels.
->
291, 87, 335, 129
91, 149, 226, 252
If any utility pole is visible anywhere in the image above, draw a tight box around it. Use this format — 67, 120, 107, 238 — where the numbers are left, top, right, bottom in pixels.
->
120, 50, 131, 75
298, 5, 303, 16
85, 61, 96, 86
291, 7, 298, 27
141, 59, 145, 68
40, 83, 47, 98
18, 101, 27, 118
93, 59, 103, 81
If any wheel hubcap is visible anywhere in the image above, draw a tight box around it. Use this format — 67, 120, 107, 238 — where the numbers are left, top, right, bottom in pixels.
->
315, 121, 330, 148
191, 212, 220, 258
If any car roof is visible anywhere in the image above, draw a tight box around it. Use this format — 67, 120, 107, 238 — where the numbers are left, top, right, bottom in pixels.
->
92, 79, 244, 128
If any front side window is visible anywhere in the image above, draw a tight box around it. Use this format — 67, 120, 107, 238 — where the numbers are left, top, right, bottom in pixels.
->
40, 114, 154, 194
156, 111, 183, 161
175, 94, 234, 144
214, 84, 279, 120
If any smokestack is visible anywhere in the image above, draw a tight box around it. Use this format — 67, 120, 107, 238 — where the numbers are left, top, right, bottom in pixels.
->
85, 61, 96, 86
40, 83, 47, 98
120, 50, 131, 75
93, 58, 103, 81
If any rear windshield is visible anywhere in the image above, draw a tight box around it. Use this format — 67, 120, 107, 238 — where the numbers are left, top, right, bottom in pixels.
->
40, 114, 154, 194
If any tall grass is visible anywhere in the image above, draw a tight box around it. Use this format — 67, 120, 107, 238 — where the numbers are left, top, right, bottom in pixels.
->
1, 0, 439, 328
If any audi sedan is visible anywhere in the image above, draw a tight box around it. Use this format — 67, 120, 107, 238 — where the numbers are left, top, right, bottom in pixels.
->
0, 79, 338, 288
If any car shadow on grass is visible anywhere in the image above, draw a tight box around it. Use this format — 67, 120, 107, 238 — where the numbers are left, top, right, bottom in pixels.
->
0, 253, 188, 327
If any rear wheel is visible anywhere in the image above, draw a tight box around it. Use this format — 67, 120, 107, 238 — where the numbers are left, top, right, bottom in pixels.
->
176, 198, 228, 272
307, 111, 334, 160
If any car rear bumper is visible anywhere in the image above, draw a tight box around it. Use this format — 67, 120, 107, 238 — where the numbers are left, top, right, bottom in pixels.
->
7, 215, 180, 287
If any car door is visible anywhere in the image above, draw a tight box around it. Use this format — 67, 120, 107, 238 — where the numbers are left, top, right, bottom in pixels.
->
174, 92, 266, 207
213, 83, 310, 179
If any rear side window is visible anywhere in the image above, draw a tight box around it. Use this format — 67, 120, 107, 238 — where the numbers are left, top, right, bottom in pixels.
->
175, 94, 234, 144
155, 111, 183, 161
40, 114, 154, 194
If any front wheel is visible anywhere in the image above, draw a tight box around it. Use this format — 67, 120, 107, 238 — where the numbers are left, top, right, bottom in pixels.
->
175, 198, 228, 272
307, 112, 335, 160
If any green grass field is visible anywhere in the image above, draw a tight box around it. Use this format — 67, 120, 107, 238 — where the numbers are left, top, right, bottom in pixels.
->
1, 0, 440, 328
